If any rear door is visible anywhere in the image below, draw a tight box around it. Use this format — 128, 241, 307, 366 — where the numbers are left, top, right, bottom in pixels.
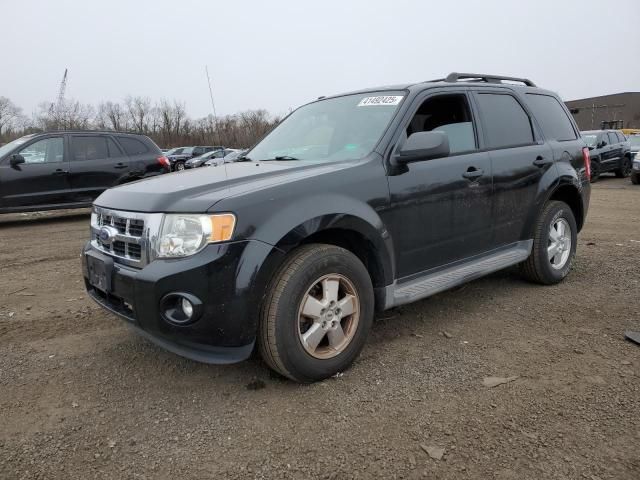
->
115, 135, 162, 177
606, 132, 621, 167
0, 134, 70, 210
68, 134, 130, 203
472, 89, 553, 247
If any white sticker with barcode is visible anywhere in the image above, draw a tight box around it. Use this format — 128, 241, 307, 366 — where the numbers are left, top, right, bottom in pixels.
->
357, 95, 404, 107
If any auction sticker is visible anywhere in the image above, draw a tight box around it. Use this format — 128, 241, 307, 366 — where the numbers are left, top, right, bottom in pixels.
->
357, 95, 404, 107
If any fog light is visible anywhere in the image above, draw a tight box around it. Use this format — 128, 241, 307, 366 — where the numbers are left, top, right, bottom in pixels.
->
159, 292, 203, 326
181, 298, 194, 318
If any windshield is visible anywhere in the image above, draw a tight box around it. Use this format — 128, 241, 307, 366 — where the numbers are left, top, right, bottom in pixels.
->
582, 134, 598, 147
248, 92, 405, 162
0, 135, 34, 159
629, 135, 640, 149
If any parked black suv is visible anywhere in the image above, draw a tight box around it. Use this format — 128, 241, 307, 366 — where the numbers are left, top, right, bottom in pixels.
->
629, 135, 640, 185
580, 130, 632, 181
83, 73, 591, 382
0, 131, 169, 213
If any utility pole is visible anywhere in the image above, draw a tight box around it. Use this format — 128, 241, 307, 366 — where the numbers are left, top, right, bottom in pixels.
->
49, 68, 68, 129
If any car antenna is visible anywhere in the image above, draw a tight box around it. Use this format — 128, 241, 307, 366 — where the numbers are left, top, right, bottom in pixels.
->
205, 65, 227, 174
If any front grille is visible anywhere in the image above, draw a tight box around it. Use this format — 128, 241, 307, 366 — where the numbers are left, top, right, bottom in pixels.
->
91, 207, 161, 268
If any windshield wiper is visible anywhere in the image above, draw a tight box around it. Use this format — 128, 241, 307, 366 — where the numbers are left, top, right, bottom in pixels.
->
266, 155, 300, 161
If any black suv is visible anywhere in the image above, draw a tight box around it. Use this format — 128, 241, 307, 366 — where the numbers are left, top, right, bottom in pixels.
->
580, 130, 632, 181
82, 73, 591, 382
0, 131, 169, 214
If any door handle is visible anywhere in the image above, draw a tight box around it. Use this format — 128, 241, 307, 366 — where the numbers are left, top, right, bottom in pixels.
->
52, 168, 68, 175
114, 163, 128, 169
462, 167, 484, 180
533, 156, 552, 167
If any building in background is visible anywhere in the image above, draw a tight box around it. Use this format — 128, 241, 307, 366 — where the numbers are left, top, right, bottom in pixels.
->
565, 92, 640, 131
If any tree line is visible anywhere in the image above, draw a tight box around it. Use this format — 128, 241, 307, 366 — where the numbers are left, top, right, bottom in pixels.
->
0, 95, 281, 149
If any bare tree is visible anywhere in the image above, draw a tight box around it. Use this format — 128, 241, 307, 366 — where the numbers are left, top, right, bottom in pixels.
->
125, 96, 152, 133
2, 94, 279, 150
0, 97, 22, 137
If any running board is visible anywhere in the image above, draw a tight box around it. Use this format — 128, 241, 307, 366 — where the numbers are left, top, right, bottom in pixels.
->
384, 240, 532, 309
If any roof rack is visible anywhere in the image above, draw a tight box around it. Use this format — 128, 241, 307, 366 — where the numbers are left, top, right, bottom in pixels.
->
430, 72, 537, 87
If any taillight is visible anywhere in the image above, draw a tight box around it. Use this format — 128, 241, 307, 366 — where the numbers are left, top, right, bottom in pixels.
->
582, 147, 591, 181
157, 156, 170, 169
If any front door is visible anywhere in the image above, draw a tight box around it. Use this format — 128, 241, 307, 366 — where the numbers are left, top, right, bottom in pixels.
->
0, 135, 70, 210
68, 134, 130, 202
383, 92, 494, 279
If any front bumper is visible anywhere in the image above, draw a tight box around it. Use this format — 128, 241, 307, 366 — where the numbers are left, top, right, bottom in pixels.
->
82, 239, 283, 364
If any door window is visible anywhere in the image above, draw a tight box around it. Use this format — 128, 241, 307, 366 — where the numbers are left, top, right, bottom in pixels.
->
405, 94, 477, 154
615, 132, 626, 143
72, 136, 108, 161
607, 132, 618, 145
107, 137, 124, 157
476, 93, 534, 149
18, 137, 64, 164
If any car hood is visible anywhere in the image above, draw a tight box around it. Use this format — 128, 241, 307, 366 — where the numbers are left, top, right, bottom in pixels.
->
94, 160, 348, 213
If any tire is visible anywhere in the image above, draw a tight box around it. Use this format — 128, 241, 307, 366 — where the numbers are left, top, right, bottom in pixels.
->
615, 156, 631, 178
174, 161, 185, 172
632, 172, 640, 185
590, 159, 600, 183
258, 244, 374, 382
520, 201, 577, 285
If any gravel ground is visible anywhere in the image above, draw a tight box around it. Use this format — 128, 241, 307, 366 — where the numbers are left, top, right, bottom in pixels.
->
1, 176, 639, 480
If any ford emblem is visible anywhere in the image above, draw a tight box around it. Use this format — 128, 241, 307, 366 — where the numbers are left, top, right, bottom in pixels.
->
98, 226, 118, 245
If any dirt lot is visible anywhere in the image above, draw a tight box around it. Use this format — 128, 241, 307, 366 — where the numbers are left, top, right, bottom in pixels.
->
0, 177, 639, 480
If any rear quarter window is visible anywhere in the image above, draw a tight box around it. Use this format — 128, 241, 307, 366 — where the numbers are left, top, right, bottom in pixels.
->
524, 93, 577, 141
117, 136, 150, 155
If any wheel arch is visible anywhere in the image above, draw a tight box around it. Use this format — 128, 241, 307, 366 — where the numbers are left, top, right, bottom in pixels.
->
271, 214, 395, 310
524, 181, 584, 242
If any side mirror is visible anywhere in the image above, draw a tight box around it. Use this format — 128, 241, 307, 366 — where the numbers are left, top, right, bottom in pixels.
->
9, 153, 25, 166
599, 141, 607, 148
395, 131, 450, 164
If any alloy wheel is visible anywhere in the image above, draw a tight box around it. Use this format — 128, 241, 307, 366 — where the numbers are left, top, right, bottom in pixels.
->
547, 218, 571, 270
297, 274, 360, 359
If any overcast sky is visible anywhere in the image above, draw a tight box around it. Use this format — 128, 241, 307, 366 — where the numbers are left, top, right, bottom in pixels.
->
3, 0, 639, 119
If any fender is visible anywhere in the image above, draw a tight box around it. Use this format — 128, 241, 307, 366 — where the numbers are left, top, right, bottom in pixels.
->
251, 194, 395, 288
521, 160, 587, 239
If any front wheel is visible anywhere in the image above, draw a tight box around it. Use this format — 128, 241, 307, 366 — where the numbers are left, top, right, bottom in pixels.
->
258, 244, 374, 382
174, 161, 185, 172
520, 201, 577, 285
615, 157, 631, 178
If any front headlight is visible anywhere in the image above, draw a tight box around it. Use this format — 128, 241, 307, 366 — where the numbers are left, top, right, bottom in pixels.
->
154, 213, 236, 258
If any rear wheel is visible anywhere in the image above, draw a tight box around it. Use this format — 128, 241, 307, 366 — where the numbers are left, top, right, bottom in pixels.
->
615, 156, 631, 178
590, 159, 601, 183
258, 244, 374, 382
520, 201, 577, 285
